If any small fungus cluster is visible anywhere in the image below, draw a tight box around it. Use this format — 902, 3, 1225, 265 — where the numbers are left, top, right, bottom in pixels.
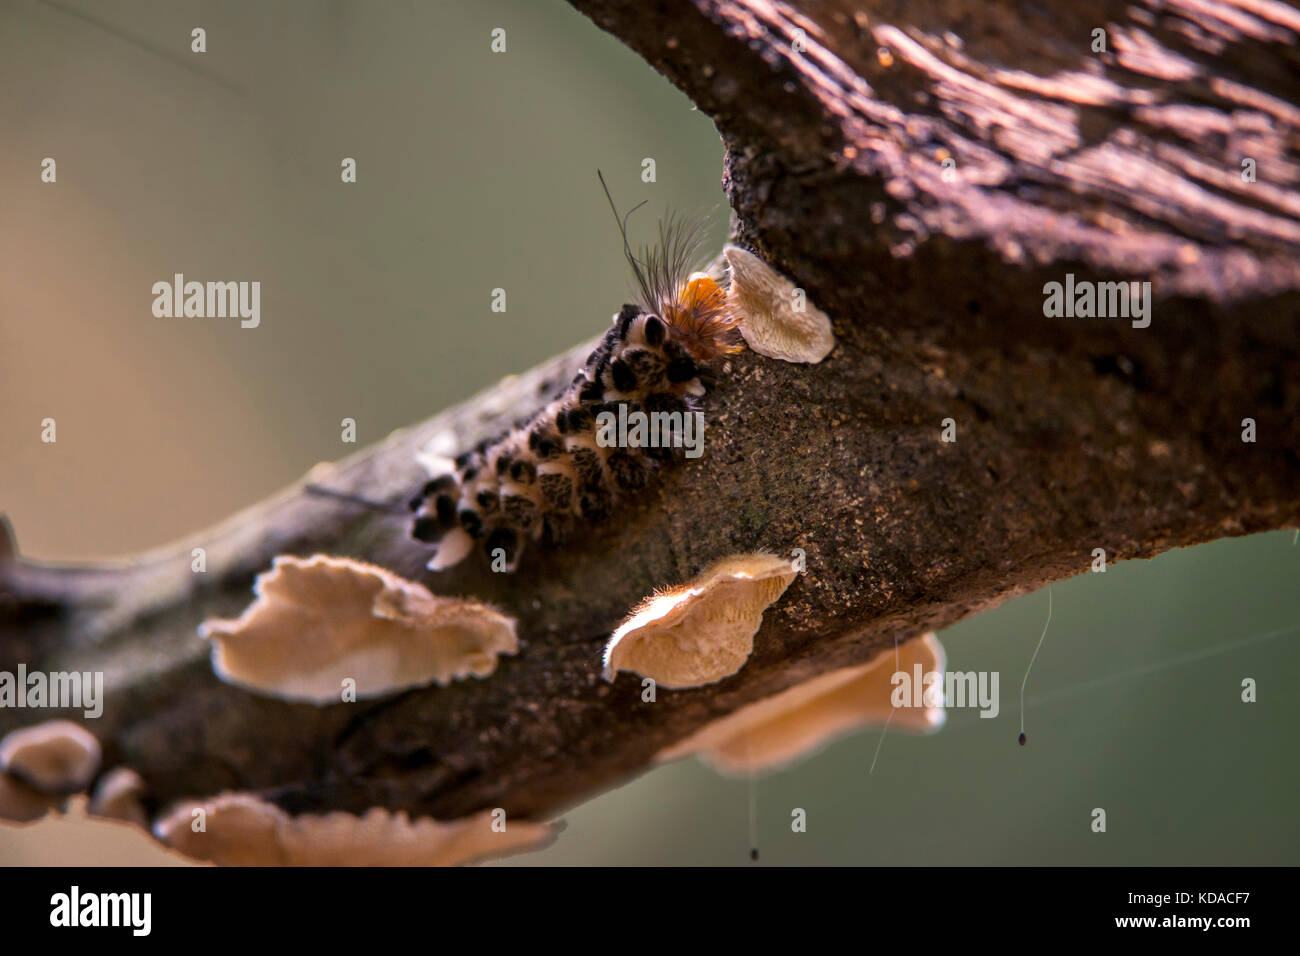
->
0, 720, 101, 823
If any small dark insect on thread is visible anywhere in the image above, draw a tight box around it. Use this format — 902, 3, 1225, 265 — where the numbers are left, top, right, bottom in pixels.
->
406, 172, 744, 573
747, 742, 759, 862
1018, 588, 1053, 749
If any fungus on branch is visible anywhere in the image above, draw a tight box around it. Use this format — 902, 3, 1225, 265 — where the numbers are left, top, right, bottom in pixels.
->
724, 246, 835, 364
602, 552, 798, 688
88, 768, 149, 829
153, 792, 554, 866
200, 554, 518, 704
0, 719, 101, 794
659, 633, 946, 775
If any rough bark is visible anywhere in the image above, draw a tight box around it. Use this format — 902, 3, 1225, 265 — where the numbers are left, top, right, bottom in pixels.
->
2, 0, 1298, 829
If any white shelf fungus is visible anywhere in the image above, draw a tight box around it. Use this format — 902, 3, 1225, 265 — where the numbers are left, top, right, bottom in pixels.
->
88, 767, 149, 828
0, 719, 101, 794
725, 245, 835, 364
658, 632, 947, 775
200, 554, 517, 704
153, 792, 554, 866
602, 553, 798, 689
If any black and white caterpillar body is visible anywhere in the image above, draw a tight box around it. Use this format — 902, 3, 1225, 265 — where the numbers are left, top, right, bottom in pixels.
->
408, 183, 743, 572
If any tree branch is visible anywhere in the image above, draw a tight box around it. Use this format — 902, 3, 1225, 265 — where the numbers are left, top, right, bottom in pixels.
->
3, 0, 1298, 834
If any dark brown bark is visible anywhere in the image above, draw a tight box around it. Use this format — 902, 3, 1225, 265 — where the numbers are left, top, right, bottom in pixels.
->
2, 0, 1298, 831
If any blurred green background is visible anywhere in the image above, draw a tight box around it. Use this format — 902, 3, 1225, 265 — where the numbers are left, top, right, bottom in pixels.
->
1, 0, 1296, 865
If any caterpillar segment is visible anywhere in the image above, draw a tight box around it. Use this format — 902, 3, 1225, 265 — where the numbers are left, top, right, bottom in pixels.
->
409, 273, 741, 572
410, 181, 743, 572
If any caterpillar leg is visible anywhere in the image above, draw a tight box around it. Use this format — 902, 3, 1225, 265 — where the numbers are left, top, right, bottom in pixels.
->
427, 526, 474, 571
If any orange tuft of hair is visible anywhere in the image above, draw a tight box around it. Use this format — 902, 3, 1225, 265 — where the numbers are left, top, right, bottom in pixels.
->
662, 273, 745, 360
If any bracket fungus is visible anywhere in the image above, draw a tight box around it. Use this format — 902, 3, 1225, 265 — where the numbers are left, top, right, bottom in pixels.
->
200, 554, 517, 704
602, 553, 798, 689
88, 767, 149, 829
0, 719, 101, 794
658, 632, 947, 775
724, 245, 835, 364
153, 792, 555, 866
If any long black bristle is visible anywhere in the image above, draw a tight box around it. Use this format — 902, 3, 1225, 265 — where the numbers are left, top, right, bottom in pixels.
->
597, 170, 710, 317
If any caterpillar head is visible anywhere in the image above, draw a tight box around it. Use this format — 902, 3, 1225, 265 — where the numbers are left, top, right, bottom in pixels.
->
599, 171, 743, 363
661, 272, 743, 362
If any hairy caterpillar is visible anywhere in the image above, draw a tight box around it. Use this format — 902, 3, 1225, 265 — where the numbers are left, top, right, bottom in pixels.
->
408, 177, 744, 572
